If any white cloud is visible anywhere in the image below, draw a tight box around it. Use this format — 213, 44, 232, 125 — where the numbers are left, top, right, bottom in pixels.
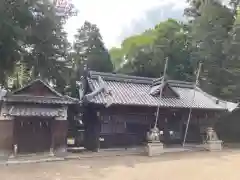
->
64, 0, 187, 48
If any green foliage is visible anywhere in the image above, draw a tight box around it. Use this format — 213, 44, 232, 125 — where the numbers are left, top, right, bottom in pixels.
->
121, 33, 156, 53
0, 0, 76, 93
112, 19, 194, 81
0, 0, 33, 86
153, 19, 194, 81
109, 47, 124, 70
189, 0, 235, 98
26, 1, 70, 86
109, 23, 159, 71
8, 61, 31, 90
73, 21, 113, 73
223, 6, 240, 100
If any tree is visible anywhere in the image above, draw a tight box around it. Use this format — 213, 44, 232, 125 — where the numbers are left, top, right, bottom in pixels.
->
25, 0, 72, 92
223, 8, 240, 100
109, 25, 158, 71
189, 0, 234, 97
185, 0, 208, 18
117, 19, 194, 81
0, 0, 33, 86
153, 19, 194, 81
0, 0, 76, 93
73, 21, 113, 73
118, 45, 157, 77
109, 47, 124, 71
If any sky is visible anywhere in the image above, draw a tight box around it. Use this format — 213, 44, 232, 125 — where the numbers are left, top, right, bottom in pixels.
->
64, 0, 188, 49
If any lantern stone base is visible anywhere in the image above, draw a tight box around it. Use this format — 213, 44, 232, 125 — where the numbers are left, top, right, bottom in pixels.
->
54, 147, 67, 157
205, 140, 222, 151
145, 142, 164, 157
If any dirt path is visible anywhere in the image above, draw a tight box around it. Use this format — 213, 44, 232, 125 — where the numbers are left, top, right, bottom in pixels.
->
0, 151, 240, 180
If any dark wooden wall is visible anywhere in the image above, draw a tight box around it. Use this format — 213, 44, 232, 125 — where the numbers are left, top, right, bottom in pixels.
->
0, 120, 13, 153
82, 106, 100, 151
83, 104, 223, 149
14, 117, 52, 153
12, 117, 68, 153
0, 119, 68, 153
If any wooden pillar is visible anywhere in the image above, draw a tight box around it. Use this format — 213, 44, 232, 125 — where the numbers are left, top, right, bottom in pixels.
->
163, 117, 170, 144
88, 114, 100, 152
50, 106, 68, 156
82, 106, 92, 150
93, 118, 101, 151
83, 121, 91, 150
51, 120, 68, 151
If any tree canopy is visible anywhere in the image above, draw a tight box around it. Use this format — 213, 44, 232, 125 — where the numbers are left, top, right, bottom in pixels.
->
110, 19, 194, 81
0, 0, 75, 93
2, 0, 240, 101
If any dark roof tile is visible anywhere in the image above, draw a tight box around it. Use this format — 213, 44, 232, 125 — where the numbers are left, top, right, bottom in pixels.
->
85, 71, 236, 110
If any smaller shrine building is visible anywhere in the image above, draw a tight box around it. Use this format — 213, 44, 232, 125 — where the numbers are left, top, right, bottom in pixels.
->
0, 79, 78, 156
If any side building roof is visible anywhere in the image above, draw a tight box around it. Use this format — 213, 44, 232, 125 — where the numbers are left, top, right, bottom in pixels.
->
3, 79, 79, 105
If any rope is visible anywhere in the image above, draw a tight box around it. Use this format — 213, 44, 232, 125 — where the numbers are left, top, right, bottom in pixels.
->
182, 62, 202, 147
154, 58, 168, 128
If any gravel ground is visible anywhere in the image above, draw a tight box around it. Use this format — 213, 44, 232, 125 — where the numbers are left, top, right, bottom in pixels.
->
1, 150, 240, 180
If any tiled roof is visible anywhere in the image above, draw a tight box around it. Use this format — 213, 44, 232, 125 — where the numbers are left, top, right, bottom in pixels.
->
3, 95, 78, 104
85, 71, 237, 111
12, 79, 63, 97
1, 79, 79, 105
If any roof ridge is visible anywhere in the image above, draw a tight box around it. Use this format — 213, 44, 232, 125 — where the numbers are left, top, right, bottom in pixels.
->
6, 94, 78, 102
88, 71, 195, 87
5, 94, 65, 99
89, 71, 154, 84
153, 77, 194, 85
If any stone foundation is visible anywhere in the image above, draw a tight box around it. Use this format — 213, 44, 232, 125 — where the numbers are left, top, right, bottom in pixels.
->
205, 140, 222, 151
145, 142, 164, 157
